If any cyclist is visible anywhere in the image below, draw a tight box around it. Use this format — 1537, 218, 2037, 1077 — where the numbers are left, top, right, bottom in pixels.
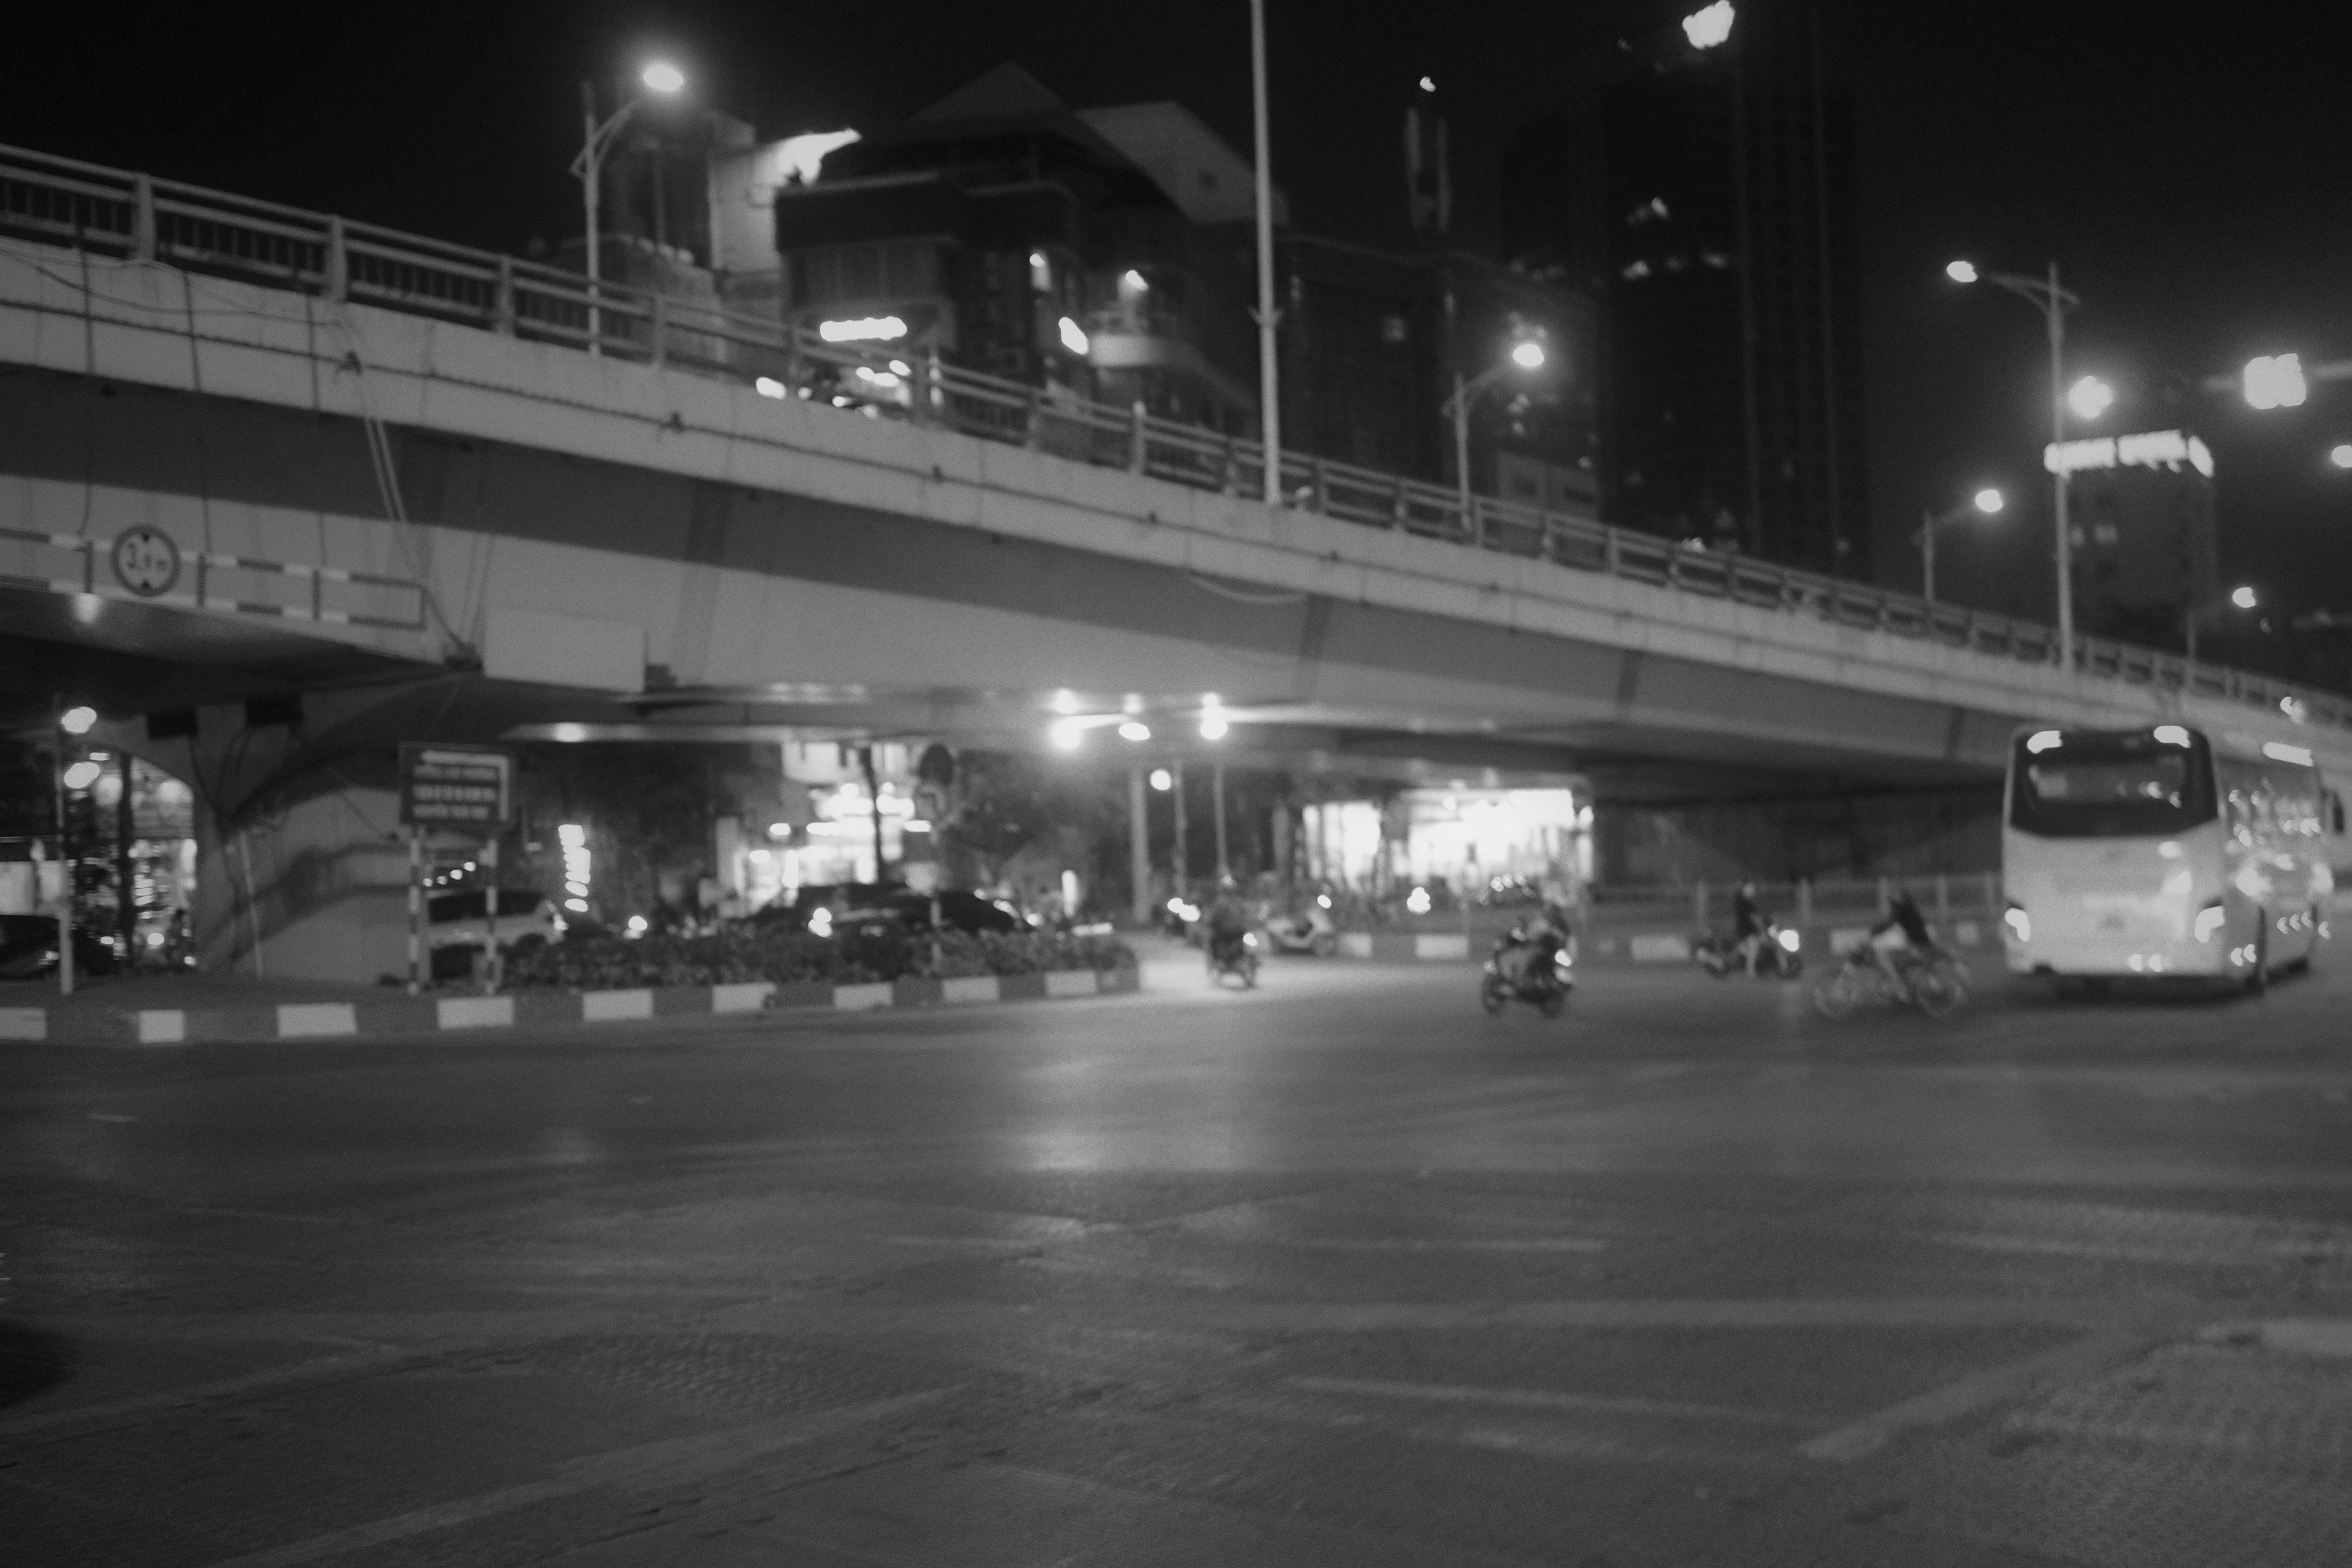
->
1861, 884, 1936, 997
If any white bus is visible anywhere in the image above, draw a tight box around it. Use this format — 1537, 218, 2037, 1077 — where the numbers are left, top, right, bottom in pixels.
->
2002, 722, 2333, 989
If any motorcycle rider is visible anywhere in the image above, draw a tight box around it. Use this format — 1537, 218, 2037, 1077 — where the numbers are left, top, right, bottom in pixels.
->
1861, 883, 1936, 996
1731, 880, 1766, 975
1498, 899, 1572, 988
1204, 877, 1253, 972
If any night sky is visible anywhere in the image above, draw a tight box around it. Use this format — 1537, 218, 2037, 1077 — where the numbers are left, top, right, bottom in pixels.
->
12, 2, 2349, 639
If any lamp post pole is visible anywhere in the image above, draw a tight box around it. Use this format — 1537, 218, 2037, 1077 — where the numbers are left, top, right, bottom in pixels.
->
1250, 0, 1282, 507
52, 698, 74, 997
579, 81, 612, 356
1948, 260, 2080, 670
1920, 508, 1939, 606
2046, 260, 2073, 672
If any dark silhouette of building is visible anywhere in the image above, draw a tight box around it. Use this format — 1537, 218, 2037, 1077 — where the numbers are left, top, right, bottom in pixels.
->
1277, 238, 1597, 506
1500, 1, 1864, 573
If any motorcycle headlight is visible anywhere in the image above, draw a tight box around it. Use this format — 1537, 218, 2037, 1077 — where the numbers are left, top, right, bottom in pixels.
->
1242, 932, 1258, 948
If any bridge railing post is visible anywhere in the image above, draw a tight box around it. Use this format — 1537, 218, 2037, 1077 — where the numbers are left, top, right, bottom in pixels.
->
324, 216, 349, 302
1796, 878, 1813, 932
1390, 477, 1408, 529
1311, 457, 1328, 513
1128, 401, 1147, 474
1025, 386, 1045, 451
1693, 879, 1708, 929
649, 295, 668, 368
131, 173, 157, 262
493, 257, 516, 335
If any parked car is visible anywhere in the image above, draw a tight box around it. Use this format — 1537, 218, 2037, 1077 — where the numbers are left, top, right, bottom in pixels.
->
855, 888, 1024, 936
744, 882, 907, 936
423, 889, 561, 978
0, 914, 121, 981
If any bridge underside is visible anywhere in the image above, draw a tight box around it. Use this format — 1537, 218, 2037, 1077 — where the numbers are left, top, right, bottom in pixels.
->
1, 363, 2014, 805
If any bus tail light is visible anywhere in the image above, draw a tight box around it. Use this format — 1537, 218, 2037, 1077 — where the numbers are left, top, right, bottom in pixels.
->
2193, 900, 2226, 943
2002, 904, 2031, 944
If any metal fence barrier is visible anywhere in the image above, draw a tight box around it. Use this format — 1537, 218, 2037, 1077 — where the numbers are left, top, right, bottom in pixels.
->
2, 140, 2345, 733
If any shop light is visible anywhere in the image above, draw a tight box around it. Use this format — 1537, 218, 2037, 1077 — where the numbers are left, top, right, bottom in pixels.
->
1149, 768, 1174, 791
819, 316, 907, 343
1058, 317, 1090, 355
1118, 721, 1151, 742
61, 706, 97, 734
2025, 730, 2063, 753
1051, 718, 1085, 752
755, 377, 786, 398
62, 761, 103, 790
2152, 725, 2191, 747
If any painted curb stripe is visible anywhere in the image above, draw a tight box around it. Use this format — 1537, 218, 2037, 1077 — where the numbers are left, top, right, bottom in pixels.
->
710, 982, 773, 1014
581, 989, 654, 1022
9, 967, 1139, 1044
1413, 933, 1470, 961
276, 1003, 356, 1038
436, 997, 514, 1030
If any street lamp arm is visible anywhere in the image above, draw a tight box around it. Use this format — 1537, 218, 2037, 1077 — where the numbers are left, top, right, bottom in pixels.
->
570, 99, 646, 181
1442, 364, 1509, 417
1980, 270, 2079, 315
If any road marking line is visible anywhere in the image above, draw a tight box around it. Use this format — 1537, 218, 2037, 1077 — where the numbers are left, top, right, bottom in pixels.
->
1201, 1296, 2109, 1334
0, 1347, 418, 1438
200, 1387, 958, 1568
1272, 1237, 1607, 1253
2199, 1317, 2352, 1358
1797, 1327, 2165, 1461
1288, 1374, 1806, 1428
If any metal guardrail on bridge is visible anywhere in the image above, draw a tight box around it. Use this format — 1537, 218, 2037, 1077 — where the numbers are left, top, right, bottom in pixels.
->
2, 140, 2345, 734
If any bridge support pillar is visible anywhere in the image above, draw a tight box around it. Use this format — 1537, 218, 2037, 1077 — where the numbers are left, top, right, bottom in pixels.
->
126, 695, 429, 987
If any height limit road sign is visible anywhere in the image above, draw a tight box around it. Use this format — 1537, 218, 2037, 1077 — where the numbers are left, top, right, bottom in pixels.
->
398, 744, 517, 829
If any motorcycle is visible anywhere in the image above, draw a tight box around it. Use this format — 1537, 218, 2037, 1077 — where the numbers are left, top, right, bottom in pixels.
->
1207, 927, 1262, 987
1480, 925, 1575, 1017
1692, 921, 1804, 980
1812, 944, 1969, 1019
1261, 901, 1340, 957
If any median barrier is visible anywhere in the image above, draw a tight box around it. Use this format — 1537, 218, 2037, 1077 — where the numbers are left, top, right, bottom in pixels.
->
2, 965, 1140, 1046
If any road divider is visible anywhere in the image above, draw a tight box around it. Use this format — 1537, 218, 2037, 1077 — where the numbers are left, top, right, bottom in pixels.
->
2, 965, 1139, 1046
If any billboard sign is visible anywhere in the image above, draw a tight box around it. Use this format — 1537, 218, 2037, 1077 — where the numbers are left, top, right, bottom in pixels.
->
398, 744, 517, 830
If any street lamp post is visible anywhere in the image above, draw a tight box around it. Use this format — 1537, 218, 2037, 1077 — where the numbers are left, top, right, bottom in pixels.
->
1947, 259, 2084, 671
1444, 340, 1546, 535
1250, 0, 1282, 507
573, 62, 684, 357
1915, 487, 2003, 606
2184, 584, 2258, 690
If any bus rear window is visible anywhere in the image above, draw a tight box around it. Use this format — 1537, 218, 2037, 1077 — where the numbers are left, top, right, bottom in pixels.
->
2010, 730, 2216, 837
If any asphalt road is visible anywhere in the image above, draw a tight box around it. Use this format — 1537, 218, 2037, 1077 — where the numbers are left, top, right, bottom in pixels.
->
4, 948, 2350, 1567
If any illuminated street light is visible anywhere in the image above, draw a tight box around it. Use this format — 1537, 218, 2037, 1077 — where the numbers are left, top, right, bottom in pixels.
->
2185, 584, 2260, 680
1943, 258, 2082, 667
2067, 375, 2114, 421
1149, 767, 1174, 791
60, 705, 97, 734
1058, 316, 1090, 356
1199, 711, 1229, 741
574, 61, 689, 356
62, 761, 103, 790
1682, 2, 1736, 50
1050, 718, 1085, 752
1916, 487, 2006, 606
1445, 335, 1553, 524
2243, 353, 2309, 410
1117, 721, 1152, 742
2332, 444, 2352, 469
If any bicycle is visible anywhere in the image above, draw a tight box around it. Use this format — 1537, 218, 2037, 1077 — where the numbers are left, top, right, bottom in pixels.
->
1812, 944, 1968, 1019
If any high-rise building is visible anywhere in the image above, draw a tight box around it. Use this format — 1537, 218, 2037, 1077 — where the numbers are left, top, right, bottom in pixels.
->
1499, 1, 1865, 573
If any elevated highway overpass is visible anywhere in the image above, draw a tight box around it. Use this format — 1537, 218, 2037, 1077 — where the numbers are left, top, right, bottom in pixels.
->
2, 144, 2345, 978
